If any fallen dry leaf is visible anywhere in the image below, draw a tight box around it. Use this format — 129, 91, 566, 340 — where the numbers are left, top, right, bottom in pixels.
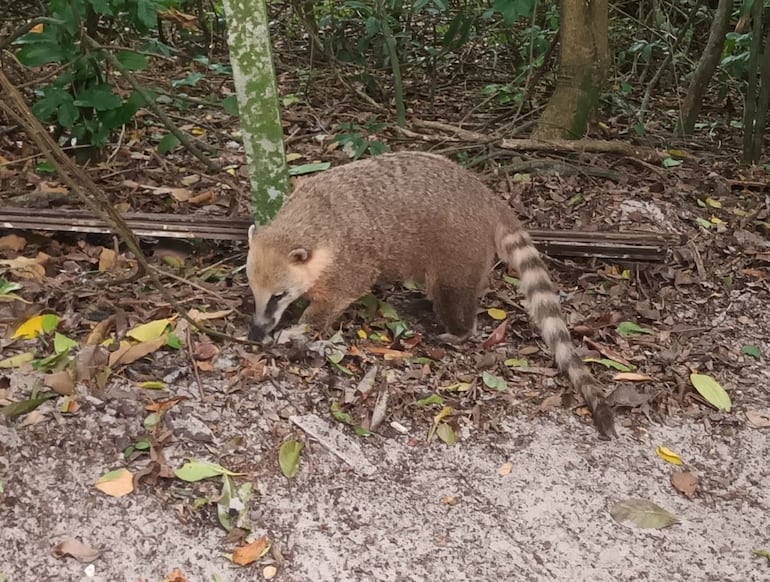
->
498, 462, 513, 476
98, 247, 117, 272
187, 308, 233, 322
263, 565, 278, 579
109, 336, 167, 367
539, 394, 562, 412
0, 233, 26, 251
482, 319, 508, 349
613, 372, 653, 382
745, 409, 770, 428
94, 468, 135, 497
366, 346, 413, 359
193, 341, 219, 360
44, 370, 75, 395
0, 256, 45, 281
85, 316, 115, 345
232, 536, 270, 566
51, 538, 102, 563
671, 470, 698, 498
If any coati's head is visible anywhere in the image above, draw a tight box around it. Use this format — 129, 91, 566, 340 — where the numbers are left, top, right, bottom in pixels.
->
245, 225, 330, 341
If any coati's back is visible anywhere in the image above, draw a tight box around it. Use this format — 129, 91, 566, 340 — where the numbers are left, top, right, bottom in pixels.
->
258, 152, 511, 280
247, 152, 615, 438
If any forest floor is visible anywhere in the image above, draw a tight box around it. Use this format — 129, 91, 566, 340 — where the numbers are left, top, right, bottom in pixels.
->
1, 32, 770, 582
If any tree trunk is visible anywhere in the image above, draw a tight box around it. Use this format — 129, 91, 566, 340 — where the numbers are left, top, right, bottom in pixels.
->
531, 0, 609, 140
222, 0, 288, 223
677, 0, 733, 136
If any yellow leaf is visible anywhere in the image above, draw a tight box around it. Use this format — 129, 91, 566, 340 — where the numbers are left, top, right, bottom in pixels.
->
356, 329, 367, 339
94, 468, 134, 497
705, 197, 722, 208
656, 446, 683, 466
12, 313, 60, 339
30, 23, 44, 33
285, 152, 303, 162
127, 318, 172, 341
710, 216, 725, 225
137, 380, 166, 390
613, 372, 653, 382
109, 336, 167, 367
487, 308, 507, 320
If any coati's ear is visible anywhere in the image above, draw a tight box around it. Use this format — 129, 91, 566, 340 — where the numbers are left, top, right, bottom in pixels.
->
288, 247, 310, 263
248, 225, 256, 241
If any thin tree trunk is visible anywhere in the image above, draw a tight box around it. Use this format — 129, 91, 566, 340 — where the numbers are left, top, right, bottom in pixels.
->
677, 0, 732, 136
531, 0, 609, 140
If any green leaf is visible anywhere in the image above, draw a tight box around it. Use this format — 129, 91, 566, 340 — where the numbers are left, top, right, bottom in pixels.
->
16, 42, 66, 67
157, 133, 180, 154
57, 99, 79, 128
436, 423, 456, 446
143, 412, 161, 431
222, 94, 239, 116
415, 394, 444, 407
616, 321, 653, 337
116, 50, 148, 71
503, 357, 528, 368
87, 0, 114, 15
695, 217, 712, 229
1, 393, 57, 419
502, 274, 520, 286
136, 0, 159, 28
287, 162, 331, 176
378, 300, 399, 320
353, 426, 372, 437
755, 550, 770, 563
689, 373, 732, 412
331, 400, 354, 424
53, 332, 78, 354
482, 371, 507, 392
0, 279, 22, 295
73, 84, 122, 111
741, 344, 761, 359
584, 357, 636, 372
278, 440, 303, 479
662, 157, 683, 168
0, 352, 35, 369
174, 459, 243, 482
610, 499, 679, 529
166, 333, 182, 349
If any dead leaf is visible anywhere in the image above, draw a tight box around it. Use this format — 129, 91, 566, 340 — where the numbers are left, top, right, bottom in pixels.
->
109, 336, 167, 367
232, 536, 270, 566
44, 370, 75, 395
0, 256, 45, 281
263, 565, 278, 579
0, 234, 26, 251
76, 344, 110, 386
671, 470, 698, 498
366, 346, 413, 359
539, 394, 562, 412
187, 308, 233, 322
51, 538, 102, 563
746, 409, 770, 428
613, 372, 653, 382
188, 190, 216, 205
85, 316, 115, 345
482, 319, 508, 349
583, 337, 634, 368
94, 468, 135, 497
498, 462, 513, 476
606, 385, 658, 408
98, 247, 117, 272
193, 341, 219, 360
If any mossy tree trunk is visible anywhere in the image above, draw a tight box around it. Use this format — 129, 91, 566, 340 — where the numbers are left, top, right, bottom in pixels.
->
532, 0, 609, 140
222, 0, 288, 223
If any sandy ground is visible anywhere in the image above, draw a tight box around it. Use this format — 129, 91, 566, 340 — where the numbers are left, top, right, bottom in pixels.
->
1, 366, 768, 582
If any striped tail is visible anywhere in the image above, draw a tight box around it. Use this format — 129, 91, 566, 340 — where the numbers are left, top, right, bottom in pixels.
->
496, 224, 616, 439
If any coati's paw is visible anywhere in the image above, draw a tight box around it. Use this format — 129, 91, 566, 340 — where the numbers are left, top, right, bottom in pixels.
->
437, 332, 471, 345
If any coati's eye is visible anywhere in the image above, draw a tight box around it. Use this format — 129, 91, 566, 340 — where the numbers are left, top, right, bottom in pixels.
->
272, 291, 287, 301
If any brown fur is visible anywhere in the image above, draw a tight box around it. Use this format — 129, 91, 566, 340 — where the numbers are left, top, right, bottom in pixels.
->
246, 152, 616, 438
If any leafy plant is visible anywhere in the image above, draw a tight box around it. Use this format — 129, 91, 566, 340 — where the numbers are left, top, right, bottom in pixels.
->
12, 0, 178, 153
333, 118, 389, 159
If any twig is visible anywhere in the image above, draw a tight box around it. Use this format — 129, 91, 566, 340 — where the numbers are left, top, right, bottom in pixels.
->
0, 17, 65, 51
186, 324, 206, 400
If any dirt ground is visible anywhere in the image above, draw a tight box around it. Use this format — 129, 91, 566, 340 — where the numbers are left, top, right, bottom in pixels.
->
2, 19, 770, 580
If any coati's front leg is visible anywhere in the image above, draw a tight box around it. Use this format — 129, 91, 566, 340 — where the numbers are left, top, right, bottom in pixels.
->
300, 267, 379, 333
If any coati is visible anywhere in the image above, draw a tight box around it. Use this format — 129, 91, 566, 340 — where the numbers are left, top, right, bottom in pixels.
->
246, 152, 616, 438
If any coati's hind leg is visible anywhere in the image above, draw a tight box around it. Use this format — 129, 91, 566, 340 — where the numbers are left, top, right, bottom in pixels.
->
430, 284, 479, 344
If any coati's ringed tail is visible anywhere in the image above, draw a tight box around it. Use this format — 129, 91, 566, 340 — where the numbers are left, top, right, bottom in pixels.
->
246, 151, 616, 438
